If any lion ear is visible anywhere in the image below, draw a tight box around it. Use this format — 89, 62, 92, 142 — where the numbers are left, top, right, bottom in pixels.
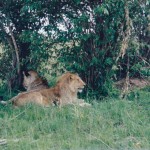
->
69, 75, 73, 80
23, 71, 30, 77
75, 73, 79, 76
68, 74, 74, 82
23, 71, 28, 77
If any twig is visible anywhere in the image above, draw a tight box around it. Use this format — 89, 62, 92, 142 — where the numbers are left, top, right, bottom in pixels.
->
85, 133, 113, 149
9, 105, 31, 122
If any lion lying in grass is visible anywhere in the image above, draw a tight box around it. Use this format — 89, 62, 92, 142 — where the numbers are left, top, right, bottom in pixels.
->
23, 70, 49, 91
1, 72, 90, 107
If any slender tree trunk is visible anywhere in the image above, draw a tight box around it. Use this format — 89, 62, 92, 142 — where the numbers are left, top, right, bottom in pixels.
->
9, 25, 20, 75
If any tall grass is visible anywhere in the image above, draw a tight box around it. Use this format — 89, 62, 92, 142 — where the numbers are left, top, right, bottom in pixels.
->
0, 89, 149, 150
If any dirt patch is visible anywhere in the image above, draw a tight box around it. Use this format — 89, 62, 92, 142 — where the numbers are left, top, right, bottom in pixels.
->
115, 78, 150, 90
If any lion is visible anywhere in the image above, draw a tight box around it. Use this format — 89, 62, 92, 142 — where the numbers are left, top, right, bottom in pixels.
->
23, 70, 49, 91
1, 72, 90, 107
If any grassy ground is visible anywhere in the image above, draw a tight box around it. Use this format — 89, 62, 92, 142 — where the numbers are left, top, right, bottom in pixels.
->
0, 89, 149, 150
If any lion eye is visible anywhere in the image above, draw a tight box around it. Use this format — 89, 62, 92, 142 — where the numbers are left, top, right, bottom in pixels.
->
77, 79, 80, 82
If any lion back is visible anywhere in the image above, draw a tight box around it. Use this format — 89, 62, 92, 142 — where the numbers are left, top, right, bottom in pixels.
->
23, 70, 49, 91
28, 77, 49, 91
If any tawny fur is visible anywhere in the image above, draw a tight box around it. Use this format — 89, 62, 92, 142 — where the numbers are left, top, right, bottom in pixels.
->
23, 70, 49, 91
3, 72, 90, 107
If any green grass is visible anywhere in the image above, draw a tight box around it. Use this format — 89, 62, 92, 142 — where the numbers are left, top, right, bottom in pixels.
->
0, 89, 149, 150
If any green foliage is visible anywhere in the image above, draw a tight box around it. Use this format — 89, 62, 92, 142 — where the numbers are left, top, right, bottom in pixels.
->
56, 0, 124, 96
0, 0, 149, 97
20, 30, 52, 70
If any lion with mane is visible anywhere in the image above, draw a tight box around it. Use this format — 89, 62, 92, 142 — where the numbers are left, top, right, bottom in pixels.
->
1, 72, 90, 107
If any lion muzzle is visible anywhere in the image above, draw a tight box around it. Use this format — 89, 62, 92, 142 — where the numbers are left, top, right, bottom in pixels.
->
78, 87, 84, 93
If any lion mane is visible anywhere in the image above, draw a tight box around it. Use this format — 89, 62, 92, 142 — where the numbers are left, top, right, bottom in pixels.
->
23, 70, 49, 91
2, 72, 90, 107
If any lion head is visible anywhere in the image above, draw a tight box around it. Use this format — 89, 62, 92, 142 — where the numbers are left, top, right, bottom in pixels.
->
23, 70, 38, 89
68, 74, 86, 93
54, 72, 88, 105
57, 72, 86, 93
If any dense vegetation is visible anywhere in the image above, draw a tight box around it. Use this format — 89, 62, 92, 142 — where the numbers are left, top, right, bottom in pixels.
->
0, 0, 149, 98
